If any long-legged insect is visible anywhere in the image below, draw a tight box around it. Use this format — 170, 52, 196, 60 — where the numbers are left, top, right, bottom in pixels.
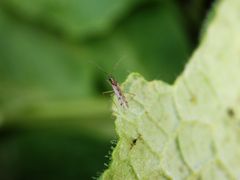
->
107, 74, 128, 108
89, 60, 129, 108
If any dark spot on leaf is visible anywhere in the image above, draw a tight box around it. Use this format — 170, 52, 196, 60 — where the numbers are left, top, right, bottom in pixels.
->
227, 108, 235, 117
132, 138, 137, 145
178, 166, 184, 173
190, 95, 197, 104
130, 138, 138, 150
130, 135, 141, 150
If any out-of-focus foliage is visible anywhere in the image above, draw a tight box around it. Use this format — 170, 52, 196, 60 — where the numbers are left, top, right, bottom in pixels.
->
0, 0, 212, 179
1, 0, 139, 39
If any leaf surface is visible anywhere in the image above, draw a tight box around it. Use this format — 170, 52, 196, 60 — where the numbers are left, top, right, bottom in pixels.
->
102, 0, 240, 179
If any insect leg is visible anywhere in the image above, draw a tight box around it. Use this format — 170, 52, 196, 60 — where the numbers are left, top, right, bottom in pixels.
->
102, 90, 114, 95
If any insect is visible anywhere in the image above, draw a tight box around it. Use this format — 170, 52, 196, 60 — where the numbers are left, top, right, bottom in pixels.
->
89, 60, 129, 108
107, 74, 128, 108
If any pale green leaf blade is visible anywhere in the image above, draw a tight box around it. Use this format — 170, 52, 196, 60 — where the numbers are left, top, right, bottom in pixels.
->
102, 0, 240, 179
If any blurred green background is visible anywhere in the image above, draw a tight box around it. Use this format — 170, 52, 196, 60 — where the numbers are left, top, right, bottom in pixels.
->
0, 0, 213, 179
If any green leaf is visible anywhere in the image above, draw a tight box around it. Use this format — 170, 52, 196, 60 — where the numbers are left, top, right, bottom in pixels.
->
0, 1, 192, 179
102, 0, 240, 179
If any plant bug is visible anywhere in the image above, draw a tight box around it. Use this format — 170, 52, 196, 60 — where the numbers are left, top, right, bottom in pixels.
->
89, 59, 129, 108
107, 74, 128, 108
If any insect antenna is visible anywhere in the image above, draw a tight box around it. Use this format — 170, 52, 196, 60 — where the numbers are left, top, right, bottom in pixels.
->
88, 60, 108, 76
110, 55, 127, 75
